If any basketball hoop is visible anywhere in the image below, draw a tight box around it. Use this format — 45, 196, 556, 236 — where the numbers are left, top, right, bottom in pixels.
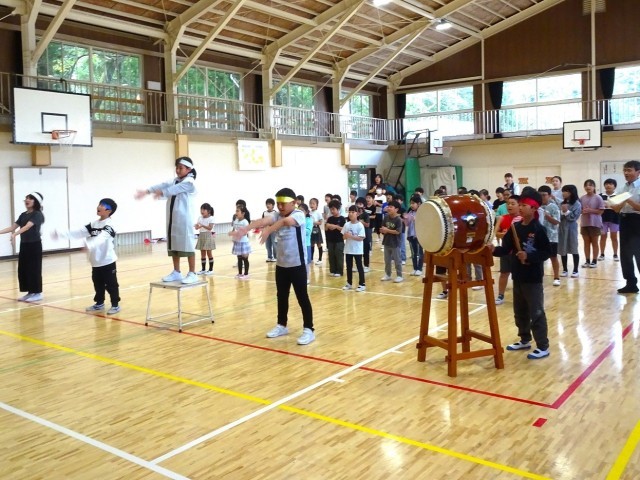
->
51, 130, 77, 154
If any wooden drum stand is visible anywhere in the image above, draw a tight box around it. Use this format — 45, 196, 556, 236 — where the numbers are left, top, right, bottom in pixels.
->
416, 245, 504, 377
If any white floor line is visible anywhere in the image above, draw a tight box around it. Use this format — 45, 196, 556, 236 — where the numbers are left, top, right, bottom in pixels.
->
150, 334, 423, 465
151, 306, 489, 465
0, 401, 189, 480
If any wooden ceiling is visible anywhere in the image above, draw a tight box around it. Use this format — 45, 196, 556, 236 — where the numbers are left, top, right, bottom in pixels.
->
0, 0, 567, 88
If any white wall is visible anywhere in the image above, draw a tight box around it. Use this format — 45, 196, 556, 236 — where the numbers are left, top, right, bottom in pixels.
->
422, 131, 640, 196
0, 133, 387, 256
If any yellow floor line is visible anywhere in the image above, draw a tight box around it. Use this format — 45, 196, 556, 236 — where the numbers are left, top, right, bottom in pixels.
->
606, 420, 640, 480
1, 329, 549, 479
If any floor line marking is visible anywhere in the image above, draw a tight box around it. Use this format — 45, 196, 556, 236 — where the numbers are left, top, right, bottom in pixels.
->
0, 401, 189, 480
150, 335, 421, 464
280, 404, 551, 480
606, 420, 640, 480
1, 328, 547, 479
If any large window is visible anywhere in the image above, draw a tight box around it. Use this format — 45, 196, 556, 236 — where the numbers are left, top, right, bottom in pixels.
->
176, 65, 242, 130
340, 93, 371, 117
37, 41, 142, 123
611, 65, 640, 125
274, 82, 314, 109
501, 73, 582, 131
405, 86, 474, 137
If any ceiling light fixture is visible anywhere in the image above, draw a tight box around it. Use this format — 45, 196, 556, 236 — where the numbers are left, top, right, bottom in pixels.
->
373, 0, 392, 6
435, 19, 452, 31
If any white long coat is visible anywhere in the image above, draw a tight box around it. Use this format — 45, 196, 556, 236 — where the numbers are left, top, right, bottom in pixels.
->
149, 175, 196, 252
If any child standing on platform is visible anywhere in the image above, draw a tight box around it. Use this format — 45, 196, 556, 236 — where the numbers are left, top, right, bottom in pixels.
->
231, 205, 251, 279
342, 205, 366, 291
57, 198, 121, 314
195, 203, 215, 275
263, 198, 278, 262
135, 157, 198, 284
0, 192, 45, 302
491, 187, 551, 360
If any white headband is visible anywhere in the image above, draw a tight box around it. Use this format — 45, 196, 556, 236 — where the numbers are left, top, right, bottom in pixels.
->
29, 192, 43, 204
178, 158, 193, 168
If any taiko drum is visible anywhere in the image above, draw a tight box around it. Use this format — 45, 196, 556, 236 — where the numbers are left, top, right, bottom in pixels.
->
415, 194, 495, 255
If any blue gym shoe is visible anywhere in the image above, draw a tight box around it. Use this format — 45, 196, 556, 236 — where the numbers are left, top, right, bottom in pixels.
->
527, 348, 550, 359
506, 341, 531, 351
86, 304, 105, 312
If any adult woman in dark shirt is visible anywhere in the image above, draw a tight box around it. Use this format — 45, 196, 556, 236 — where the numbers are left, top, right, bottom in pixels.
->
0, 192, 45, 302
368, 174, 387, 195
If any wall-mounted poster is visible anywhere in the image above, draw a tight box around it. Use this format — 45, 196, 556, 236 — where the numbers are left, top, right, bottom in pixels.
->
238, 140, 269, 171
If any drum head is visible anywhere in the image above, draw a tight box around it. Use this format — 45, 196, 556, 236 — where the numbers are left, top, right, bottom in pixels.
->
415, 198, 453, 254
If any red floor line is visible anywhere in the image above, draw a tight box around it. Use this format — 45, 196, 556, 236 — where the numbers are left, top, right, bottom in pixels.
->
360, 366, 552, 408
550, 319, 636, 409
4, 298, 634, 411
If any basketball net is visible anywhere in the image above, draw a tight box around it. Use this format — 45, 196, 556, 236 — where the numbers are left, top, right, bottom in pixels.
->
51, 130, 77, 154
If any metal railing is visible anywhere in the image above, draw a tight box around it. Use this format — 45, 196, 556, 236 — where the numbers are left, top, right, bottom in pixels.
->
1, 71, 639, 143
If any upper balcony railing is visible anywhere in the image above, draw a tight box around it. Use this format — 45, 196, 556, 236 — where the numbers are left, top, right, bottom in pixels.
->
0, 72, 638, 144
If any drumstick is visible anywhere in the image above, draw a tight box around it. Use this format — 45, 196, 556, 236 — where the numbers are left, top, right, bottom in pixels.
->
510, 223, 527, 264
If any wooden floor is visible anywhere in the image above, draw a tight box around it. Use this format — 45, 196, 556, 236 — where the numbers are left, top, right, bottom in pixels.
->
1, 235, 639, 479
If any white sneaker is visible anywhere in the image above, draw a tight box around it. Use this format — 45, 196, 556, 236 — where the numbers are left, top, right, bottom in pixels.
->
471, 286, 483, 291
297, 328, 315, 345
315, 260, 323, 266
352, 267, 357, 272
181, 272, 198, 284
436, 291, 448, 299
401, 261, 406, 265
356, 285, 366, 292
409, 270, 420, 276
17, 293, 33, 302
560, 271, 568, 277
331, 273, 342, 277
107, 306, 121, 315
266, 324, 289, 338
571, 271, 579, 278
197, 269, 207, 275
363, 267, 370, 273
86, 303, 105, 312
553, 279, 561, 286
204, 270, 214, 275
162, 270, 182, 282
343, 283, 352, 290
495, 295, 505, 305
25, 293, 43, 302
381, 275, 392, 281
393, 276, 404, 283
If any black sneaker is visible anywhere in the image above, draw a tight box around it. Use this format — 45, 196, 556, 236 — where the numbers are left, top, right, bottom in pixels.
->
617, 285, 639, 294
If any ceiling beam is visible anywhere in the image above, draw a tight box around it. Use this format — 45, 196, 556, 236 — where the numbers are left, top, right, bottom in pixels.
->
341, 24, 427, 106
32, 0, 77, 63
270, 2, 363, 97
389, 0, 567, 86
173, 0, 247, 85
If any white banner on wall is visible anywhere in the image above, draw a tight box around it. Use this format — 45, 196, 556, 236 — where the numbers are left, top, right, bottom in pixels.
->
238, 140, 270, 171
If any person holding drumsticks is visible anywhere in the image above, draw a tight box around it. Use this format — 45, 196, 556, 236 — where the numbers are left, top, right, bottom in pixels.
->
490, 187, 552, 360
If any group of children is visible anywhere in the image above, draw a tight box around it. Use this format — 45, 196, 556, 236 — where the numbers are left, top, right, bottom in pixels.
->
4, 156, 629, 358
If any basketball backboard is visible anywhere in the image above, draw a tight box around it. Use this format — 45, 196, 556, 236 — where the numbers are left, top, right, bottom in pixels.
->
429, 130, 444, 155
12, 87, 92, 147
562, 119, 602, 150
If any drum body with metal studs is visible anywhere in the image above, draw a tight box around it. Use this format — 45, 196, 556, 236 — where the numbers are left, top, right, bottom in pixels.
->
415, 194, 495, 255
